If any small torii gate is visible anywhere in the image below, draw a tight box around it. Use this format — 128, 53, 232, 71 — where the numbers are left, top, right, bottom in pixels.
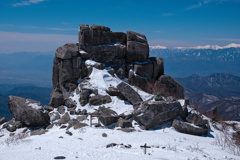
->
89, 112, 100, 127
140, 143, 151, 154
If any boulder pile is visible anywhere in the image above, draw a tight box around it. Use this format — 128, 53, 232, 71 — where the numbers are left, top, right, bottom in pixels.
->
1, 24, 209, 137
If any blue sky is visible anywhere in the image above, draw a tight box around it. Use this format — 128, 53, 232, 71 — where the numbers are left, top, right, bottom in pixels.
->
0, 0, 240, 53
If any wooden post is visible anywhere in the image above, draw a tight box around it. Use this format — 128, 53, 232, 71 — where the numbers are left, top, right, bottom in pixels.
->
89, 115, 92, 127
140, 143, 151, 154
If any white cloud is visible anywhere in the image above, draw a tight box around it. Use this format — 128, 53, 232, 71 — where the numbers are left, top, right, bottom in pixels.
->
0, 31, 77, 53
187, 2, 202, 10
13, 0, 46, 7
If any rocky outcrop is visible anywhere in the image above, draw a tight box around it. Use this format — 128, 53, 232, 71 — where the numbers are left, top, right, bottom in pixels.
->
50, 43, 81, 108
117, 82, 142, 104
133, 100, 183, 129
8, 96, 49, 126
172, 119, 209, 136
116, 118, 132, 128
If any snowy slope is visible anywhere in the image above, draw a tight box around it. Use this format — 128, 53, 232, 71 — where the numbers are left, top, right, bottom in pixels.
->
0, 68, 239, 160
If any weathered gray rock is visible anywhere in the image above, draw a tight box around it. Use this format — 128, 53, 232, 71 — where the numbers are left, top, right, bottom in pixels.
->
49, 89, 65, 108
181, 105, 188, 120
49, 112, 61, 122
154, 95, 164, 101
80, 24, 89, 31
127, 31, 147, 43
8, 96, 49, 126
134, 61, 153, 79
56, 113, 70, 125
172, 120, 209, 136
186, 113, 208, 126
31, 129, 48, 136
57, 105, 65, 114
67, 119, 88, 130
126, 41, 149, 62
65, 99, 77, 108
133, 101, 183, 129
85, 60, 104, 75
89, 95, 112, 106
150, 57, 164, 80
126, 30, 149, 62
116, 118, 132, 128
154, 75, 184, 99
128, 70, 153, 94
117, 82, 142, 104
106, 86, 126, 100
44, 105, 54, 112
79, 89, 90, 106
99, 107, 119, 126
55, 43, 79, 59
76, 115, 87, 121
0, 117, 6, 125
3, 119, 22, 132
50, 43, 81, 107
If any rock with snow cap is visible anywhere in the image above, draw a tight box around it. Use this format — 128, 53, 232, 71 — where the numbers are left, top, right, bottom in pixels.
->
8, 96, 49, 127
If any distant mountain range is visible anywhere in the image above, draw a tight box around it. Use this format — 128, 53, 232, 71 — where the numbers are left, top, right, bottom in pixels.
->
150, 46, 240, 78
176, 73, 240, 121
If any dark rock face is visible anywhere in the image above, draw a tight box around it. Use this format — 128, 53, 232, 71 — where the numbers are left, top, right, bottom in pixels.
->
79, 24, 127, 62
154, 75, 184, 99
186, 113, 208, 126
134, 61, 153, 80
128, 70, 154, 93
106, 86, 126, 100
0, 117, 6, 125
79, 90, 90, 106
56, 112, 70, 125
50, 43, 81, 108
89, 95, 112, 106
99, 107, 119, 126
8, 96, 49, 126
151, 57, 164, 80
133, 101, 183, 129
172, 120, 209, 136
126, 31, 149, 62
116, 118, 132, 128
117, 82, 142, 104
57, 105, 65, 114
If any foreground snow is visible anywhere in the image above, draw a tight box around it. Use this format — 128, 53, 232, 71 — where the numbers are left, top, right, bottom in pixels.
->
0, 123, 239, 160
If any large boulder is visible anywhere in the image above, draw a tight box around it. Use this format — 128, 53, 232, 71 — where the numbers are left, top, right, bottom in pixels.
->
89, 95, 112, 106
133, 100, 183, 129
172, 120, 209, 136
154, 75, 184, 99
99, 107, 119, 126
106, 86, 126, 100
116, 118, 132, 128
117, 82, 142, 104
8, 96, 49, 126
126, 31, 149, 62
79, 89, 90, 106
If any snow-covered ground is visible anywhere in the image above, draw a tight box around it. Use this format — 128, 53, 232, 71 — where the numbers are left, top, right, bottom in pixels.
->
0, 68, 239, 160
0, 122, 239, 160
